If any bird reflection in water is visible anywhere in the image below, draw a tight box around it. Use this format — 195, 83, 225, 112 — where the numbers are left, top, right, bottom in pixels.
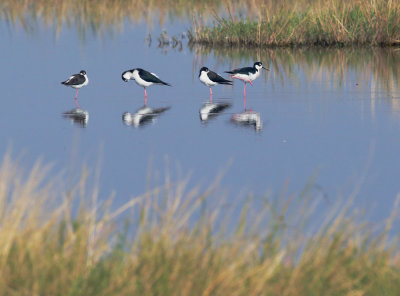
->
122, 105, 170, 127
230, 80, 263, 131
62, 108, 89, 128
231, 110, 262, 131
199, 100, 231, 122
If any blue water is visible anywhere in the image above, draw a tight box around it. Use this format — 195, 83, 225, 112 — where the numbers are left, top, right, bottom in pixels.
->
1, 20, 400, 220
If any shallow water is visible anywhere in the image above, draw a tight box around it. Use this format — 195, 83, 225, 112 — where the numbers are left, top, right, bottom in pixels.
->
1, 18, 400, 220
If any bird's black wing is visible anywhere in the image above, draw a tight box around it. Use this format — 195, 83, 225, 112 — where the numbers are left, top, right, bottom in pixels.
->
138, 69, 171, 86
208, 71, 232, 85
61, 74, 85, 86
225, 66, 254, 75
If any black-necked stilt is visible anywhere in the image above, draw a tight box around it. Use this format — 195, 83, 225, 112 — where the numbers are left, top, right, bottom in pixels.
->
225, 62, 268, 110
225, 61, 268, 93
122, 68, 171, 105
198, 67, 232, 100
61, 70, 89, 109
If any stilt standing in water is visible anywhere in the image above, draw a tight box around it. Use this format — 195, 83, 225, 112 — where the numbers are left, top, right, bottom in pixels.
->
122, 68, 171, 105
61, 70, 89, 109
225, 62, 268, 109
198, 66, 232, 102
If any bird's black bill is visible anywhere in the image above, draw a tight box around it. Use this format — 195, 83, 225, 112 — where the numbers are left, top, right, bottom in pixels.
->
262, 66, 269, 71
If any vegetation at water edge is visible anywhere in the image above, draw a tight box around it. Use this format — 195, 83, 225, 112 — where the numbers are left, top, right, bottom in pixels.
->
0, 154, 399, 295
190, 0, 400, 47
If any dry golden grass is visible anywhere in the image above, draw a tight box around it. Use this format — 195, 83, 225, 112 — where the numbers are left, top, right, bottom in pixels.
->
2, 0, 400, 46
3, 0, 398, 46
190, 0, 400, 46
0, 153, 399, 295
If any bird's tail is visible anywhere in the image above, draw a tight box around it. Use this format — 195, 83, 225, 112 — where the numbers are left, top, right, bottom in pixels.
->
219, 81, 233, 85
160, 81, 172, 86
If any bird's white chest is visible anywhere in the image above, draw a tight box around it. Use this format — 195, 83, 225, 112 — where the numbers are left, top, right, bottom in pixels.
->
199, 72, 216, 87
82, 75, 89, 87
132, 71, 153, 87
248, 70, 260, 81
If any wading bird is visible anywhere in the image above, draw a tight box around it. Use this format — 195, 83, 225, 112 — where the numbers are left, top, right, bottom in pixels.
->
198, 66, 232, 101
225, 62, 268, 93
225, 62, 268, 109
122, 68, 171, 105
61, 70, 89, 109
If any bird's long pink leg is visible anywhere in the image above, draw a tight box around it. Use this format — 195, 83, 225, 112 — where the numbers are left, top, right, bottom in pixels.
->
74, 89, 79, 109
244, 84, 247, 110
209, 87, 213, 103
144, 88, 147, 106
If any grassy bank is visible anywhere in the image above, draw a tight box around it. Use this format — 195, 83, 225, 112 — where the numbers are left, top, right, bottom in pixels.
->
189, 0, 400, 47
3, 0, 400, 47
0, 154, 400, 295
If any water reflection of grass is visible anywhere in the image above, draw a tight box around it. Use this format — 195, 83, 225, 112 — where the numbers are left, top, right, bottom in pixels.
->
1, 154, 400, 295
191, 45, 400, 111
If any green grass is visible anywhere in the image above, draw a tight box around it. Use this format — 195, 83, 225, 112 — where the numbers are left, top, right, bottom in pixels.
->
189, 0, 400, 47
0, 153, 400, 295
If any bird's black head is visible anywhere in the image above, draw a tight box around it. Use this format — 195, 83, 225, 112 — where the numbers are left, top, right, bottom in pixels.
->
254, 62, 269, 71
80, 70, 87, 75
199, 66, 209, 77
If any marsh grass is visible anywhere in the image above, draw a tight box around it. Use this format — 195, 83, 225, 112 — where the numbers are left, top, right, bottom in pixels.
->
190, 0, 400, 47
0, 153, 400, 295
3, 0, 400, 47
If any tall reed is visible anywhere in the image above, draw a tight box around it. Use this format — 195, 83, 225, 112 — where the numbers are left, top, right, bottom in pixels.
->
0, 153, 399, 295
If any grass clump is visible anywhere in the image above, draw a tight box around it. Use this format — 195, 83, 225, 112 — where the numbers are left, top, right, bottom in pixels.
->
190, 0, 400, 47
0, 153, 399, 295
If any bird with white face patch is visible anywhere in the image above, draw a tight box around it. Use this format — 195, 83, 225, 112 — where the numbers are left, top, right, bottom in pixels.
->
198, 67, 232, 100
61, 70, 89, 109
225, 62, 268, 97
122, 68, 171, 105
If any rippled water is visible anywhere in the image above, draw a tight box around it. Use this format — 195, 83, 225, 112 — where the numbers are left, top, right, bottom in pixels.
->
1, 17, 400, 219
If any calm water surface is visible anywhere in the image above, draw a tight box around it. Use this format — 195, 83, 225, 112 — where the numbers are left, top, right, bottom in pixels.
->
1, 19, 400, 220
